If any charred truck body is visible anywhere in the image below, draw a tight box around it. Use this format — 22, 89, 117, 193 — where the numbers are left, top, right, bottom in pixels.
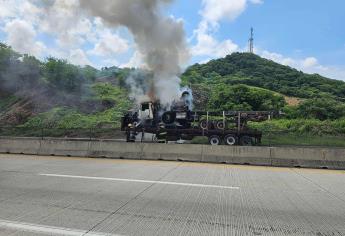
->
121, 91, 276, 145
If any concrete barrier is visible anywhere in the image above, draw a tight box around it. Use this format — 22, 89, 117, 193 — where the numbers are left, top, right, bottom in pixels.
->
89, 140, 142, 159
270, 146, 345, 170
141, 143, 202, 161
0, 137, 41, 155
39, 139, 90, 157
1, 137, 345, 169
201, 145, 271, 165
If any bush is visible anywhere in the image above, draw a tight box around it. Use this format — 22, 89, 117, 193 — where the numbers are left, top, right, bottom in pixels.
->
296, 98, 345, 120
208, 84, 286, 111
249, 118, 345, 135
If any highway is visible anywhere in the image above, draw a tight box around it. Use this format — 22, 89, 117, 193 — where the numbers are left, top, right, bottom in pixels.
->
0, 154, 345, 235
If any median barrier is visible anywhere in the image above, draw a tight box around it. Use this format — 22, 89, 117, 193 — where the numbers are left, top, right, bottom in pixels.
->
0, 137, 40, 155
89, 140, 142, 159
314, 148, 345, 169
39, 139, 90, 157
141, 143, 202, 161
271, 147, 325, 168
1, 137, 345, 170
201, 145, 272, 166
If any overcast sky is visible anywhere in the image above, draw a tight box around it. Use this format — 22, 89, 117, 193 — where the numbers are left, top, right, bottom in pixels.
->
1, 0, 344, 81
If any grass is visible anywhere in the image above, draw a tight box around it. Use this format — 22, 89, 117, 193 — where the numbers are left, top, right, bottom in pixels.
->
249, 119, 345, 136
262, 133, 345, 147
1, 126, 345, 147
191, 136, 209, 144
190, 133, 345, 147
0, 95, 18, 111
19, 83, 132, 129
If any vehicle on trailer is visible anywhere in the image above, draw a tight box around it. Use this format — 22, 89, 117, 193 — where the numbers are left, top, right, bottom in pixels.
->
121, 92, 277, 145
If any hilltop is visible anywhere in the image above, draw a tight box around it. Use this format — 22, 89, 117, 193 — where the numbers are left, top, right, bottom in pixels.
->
182, 52, 345, 101
182, 53, 345, 120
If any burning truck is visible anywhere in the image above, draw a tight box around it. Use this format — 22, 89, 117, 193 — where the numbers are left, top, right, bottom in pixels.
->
121, 90, 277, 146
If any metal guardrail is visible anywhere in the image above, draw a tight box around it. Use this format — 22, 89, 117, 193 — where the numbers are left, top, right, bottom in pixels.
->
0, 127, 344, 148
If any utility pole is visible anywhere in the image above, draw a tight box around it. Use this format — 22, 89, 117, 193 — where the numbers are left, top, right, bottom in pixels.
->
249, 27, 254, 53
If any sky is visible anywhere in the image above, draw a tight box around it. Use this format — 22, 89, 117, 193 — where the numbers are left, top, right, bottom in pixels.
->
0, 0, 345, 81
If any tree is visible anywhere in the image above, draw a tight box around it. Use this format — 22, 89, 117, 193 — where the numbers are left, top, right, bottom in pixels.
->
208, 84, 286, 111
181, 52, 345, 101
81, 65, 97, 82
44, 57, 84, 92
297, 98, 345, 120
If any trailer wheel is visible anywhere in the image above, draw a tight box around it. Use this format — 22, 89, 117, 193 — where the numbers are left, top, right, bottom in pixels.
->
240, 135, 254, 146
209, 135, 221, 145
224, 135, 237, 146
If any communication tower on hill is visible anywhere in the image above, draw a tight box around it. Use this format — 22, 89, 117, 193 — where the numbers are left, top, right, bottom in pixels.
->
249, 27, 254, 53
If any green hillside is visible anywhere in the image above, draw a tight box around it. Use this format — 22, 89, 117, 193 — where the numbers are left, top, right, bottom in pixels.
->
182, 52, 345, 100
182, 53, 345, 120
1, 43, 345, 140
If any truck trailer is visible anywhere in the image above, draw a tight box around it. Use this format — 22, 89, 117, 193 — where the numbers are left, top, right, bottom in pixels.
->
121, 91, 276, 145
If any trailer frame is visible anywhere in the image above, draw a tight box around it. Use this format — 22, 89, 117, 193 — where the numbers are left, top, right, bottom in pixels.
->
122, 110, 273, 145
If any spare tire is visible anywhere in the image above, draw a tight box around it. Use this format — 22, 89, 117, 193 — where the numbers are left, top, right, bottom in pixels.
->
216, 121, 225, 130
199, 120, 208, 129
162, 111, 176, 124
199, 120, 215, 130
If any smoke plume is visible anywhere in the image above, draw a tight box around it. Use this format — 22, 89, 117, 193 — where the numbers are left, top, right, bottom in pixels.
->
80, 0, 189, 106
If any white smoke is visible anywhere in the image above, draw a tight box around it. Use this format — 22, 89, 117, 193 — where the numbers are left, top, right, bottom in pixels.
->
126, 70, 153, 104
180, 87, 194, 110
79, 0, 189, 106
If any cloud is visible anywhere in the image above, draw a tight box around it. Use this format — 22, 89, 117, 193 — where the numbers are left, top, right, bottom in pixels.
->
192, 27, 239, 58
0, 0, 132, 68
88, 30, 129, 57
37, 0, 91, 48
4, 19, 46, 57
302, 57, 318, 68
249, 0, 263, 4
194, 0, 345, 81
192, 0, 261, 59
259, 49, 345, 81
200, 0, 247, 26
69, 49, 92, 66
121, 50, 145, 68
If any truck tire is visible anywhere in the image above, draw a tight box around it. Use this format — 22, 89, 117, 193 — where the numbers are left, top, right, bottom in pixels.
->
200, 120, 215, 130
216, 121, 225, 130
162, 111, 176, 124
224, 134, 237, 145
209, 135, 221, 145
199, 120, 208, 129
240, 135, 254, 146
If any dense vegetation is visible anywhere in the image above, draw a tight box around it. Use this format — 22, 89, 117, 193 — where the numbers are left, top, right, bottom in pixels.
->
0, 43, 131, 127
183, 53, 345, 121
183, 53, 345, 100
1, 43, 345, 144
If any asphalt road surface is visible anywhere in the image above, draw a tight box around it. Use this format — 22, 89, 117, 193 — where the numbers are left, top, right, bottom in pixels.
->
0, 154, 345, 236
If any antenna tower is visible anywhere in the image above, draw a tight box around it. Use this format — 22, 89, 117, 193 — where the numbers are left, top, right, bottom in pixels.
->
249, 27, 254, 53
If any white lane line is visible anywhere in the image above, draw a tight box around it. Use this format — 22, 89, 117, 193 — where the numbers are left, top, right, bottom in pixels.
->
0, 219, 121, 236
39, 173, 240, 190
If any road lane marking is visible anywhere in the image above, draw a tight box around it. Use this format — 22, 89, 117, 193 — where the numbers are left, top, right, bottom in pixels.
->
0, 219, 121, 236
39, 173, 240, 190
